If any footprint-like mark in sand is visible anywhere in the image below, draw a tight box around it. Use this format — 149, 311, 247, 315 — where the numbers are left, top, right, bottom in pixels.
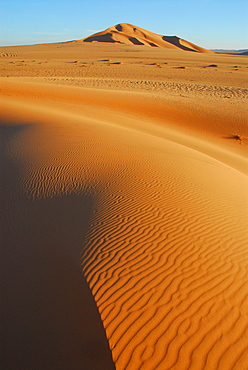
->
0, 52, 18, 58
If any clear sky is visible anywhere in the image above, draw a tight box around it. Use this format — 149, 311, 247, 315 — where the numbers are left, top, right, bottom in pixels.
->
1, 0, 247, 49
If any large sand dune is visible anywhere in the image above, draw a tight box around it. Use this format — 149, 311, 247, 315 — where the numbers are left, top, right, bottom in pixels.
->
80, 23, 215, 53
1, 40, 248, 369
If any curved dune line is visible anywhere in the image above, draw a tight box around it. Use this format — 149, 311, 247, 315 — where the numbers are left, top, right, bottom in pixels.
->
19, 125, 248, 366
1, 80, 248, 177
1, 85, 248, 369
76, 115, 247, 368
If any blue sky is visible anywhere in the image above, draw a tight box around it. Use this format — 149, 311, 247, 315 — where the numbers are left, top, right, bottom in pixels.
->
1, 0, 247, 49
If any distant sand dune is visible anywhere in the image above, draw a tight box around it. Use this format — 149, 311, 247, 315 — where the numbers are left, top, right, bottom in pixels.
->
81, 23, 215, 53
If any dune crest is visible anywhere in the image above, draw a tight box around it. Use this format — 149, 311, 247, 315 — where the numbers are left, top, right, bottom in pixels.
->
80, 23, 215, 53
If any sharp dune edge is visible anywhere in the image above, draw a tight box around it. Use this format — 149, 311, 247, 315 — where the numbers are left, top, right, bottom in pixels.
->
1, 28, 248, 370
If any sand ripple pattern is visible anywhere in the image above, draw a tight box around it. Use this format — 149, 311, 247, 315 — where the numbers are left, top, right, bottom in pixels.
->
5, 94, 248, 369
35, 77, 247, 100
79, 134, 248, 369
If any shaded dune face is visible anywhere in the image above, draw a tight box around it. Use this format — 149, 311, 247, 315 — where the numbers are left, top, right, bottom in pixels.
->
1, 122, 115, 369
84, 32, 122, 44
162, 36, 197, 52
82, 23, 214, 53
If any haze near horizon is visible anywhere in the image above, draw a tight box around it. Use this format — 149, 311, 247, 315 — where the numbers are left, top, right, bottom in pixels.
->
1, 0, 247, 49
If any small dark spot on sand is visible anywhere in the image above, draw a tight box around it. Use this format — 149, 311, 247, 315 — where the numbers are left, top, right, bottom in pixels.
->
225, 135, 243, 143
201, 64, 218, 68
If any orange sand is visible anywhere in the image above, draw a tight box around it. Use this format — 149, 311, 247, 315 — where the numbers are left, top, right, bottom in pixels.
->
81, 23, 215, 53
1, 34, 248, 370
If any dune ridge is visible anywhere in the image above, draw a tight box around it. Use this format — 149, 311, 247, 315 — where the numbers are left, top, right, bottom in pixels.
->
1, 79, 247, 175
1, 82, 248, 369
81, 23, 215, 53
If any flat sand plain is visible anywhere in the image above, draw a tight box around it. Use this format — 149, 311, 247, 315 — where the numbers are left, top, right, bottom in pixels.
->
1, 41, 248, 369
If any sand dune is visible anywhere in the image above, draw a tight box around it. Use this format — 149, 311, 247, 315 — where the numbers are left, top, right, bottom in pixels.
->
81, 23, 215, 53
1, 41, 248, 369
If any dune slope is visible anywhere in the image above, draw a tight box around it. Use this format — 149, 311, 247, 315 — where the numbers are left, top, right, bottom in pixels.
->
81, 23, 214, 53
1, 78, 248, 369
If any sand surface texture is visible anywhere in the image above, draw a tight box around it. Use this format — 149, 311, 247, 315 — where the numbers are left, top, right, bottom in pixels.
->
1, 36, 248, 370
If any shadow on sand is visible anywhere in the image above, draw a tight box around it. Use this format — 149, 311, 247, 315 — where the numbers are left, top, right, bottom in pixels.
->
224, 135, 242, 143
129, 37, 144, 46
162, 36, 196, 52
84, 32, 121, 44
0, 124, 115, 369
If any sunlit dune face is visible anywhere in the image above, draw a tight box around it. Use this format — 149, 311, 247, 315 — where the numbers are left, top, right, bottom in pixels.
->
81, 23, 215, 53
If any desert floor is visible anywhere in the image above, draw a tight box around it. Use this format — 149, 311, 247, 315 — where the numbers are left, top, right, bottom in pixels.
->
1, 42, 248, 370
